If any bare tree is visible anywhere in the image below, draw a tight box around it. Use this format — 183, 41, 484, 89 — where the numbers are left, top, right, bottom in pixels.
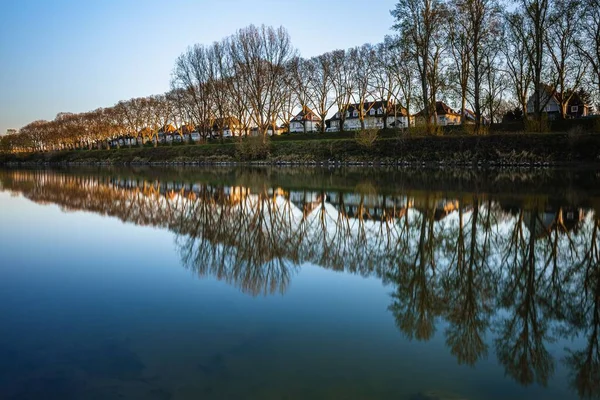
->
503, 11, 534, 118
392, 0, 449, 133
349, 44, 378, 130
516, 0, 553, 127
386, 35, 418, 131
307, 54, 335, 133
577, 0, 600, 108
330, 49, 354, 132
228, 25, 296, 139
547, 0, 588, 119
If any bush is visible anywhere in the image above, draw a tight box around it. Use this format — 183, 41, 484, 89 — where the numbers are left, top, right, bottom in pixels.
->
236, 135, 271, 161
354, 129, 379, 148
410, 123, 444, 136
568, 125, 585, 137
524, 114, 551, 133
458, 124, 489, 135
593, 117, 600, 134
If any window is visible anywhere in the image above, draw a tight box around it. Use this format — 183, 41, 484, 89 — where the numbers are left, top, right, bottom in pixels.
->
353, 110, 358, 117
369, 109, 375, 116
335, 112, 340, 118
345, 111, 350, 118
377, 108, 383, 115
571, 105, 579, 113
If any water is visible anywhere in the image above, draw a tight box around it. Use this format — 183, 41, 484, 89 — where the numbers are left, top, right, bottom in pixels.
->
0, 166, 599, 399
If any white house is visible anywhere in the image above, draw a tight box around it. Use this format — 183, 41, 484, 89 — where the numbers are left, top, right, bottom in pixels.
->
289, 106, 322, 133
211, 117, 242, 137
326, 101, 411, 131
415, 102, 461, 126
527, 85, 561, 119
527, 84, 590, 119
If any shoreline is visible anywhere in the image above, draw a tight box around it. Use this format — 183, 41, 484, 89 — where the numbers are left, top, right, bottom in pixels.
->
2, 133, 600, 168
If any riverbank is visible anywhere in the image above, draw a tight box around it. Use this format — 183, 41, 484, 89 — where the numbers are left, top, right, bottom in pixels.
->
2, 132, 600, 167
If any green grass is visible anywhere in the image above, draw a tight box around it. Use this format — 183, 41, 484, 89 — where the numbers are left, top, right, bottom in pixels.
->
1, 131, 600, 166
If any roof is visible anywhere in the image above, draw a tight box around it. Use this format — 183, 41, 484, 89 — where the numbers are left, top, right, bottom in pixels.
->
292, 106, 321, 122
211, 117, 241, 130
415, 102, 460, 117
528, 84, 592, 111
179, 124, 196, 134
158, 124, 177, 134
328, 101, 409, 121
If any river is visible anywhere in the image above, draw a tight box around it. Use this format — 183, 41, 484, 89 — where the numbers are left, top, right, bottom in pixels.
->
0, 166, 599, 399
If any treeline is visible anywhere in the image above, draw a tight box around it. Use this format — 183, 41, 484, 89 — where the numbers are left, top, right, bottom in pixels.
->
2, 0, 600, 153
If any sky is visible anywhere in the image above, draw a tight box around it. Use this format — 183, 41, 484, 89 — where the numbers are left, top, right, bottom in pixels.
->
0, 0, 398, 136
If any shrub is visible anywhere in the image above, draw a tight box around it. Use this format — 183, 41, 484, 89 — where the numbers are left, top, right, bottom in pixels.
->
236, 135, 271, 161
524, 114, 551, 133
409, 123, 444, 136
458, 124, 489, 135
593, 117, 600, 134
354, 129, 379, 148
568, 125, 584, 137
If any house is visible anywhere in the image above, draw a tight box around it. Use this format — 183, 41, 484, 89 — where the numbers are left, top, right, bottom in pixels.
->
211, 117, 242, 137
179, 124, 200, 142
527, 84, 590, 120
565, 91, 591, 118
326, 101, 411, 131
462, 109, 491, 125
289, 106, 321, 133
526, 206, 585, 240
415, 102, 461, 126
249, 125, 284, 137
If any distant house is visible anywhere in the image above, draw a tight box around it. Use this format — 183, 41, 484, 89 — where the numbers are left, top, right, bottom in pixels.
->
527, 84, 590, 120
179, 124, 200, 142
249, 125, 284, 137
462, 109, 491, 125
289, 106, 321, 133
415, 102, 461, 126
326, 101, 411, 131
211, 117, 242, 137
526, 206, 585, 240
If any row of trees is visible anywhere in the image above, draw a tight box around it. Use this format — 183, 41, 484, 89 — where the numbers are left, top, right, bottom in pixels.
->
394, 0, 600, 133
3, 0, 600, 152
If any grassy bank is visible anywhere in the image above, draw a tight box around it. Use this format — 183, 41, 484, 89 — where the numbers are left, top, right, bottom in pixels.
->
1, 132, 600, 166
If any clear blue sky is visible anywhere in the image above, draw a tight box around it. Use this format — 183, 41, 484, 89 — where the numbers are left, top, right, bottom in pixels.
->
0, 0, 398, 135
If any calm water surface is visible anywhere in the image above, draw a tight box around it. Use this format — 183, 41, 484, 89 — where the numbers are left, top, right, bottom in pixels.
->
1, 167, 599, 399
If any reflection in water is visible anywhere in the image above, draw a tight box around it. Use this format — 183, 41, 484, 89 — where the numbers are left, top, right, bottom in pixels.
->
2, 169, 600, 398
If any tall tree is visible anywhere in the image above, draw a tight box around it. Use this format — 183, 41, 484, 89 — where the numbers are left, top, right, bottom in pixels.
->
516, 0, 553, 127
330, 49, 354, 133
307, 53, 335, 133
547, 0, 587, 119
392, 0, 449, 133
503, 11, 534, 118
578, 0, 600, 108
228, 25, 296, 139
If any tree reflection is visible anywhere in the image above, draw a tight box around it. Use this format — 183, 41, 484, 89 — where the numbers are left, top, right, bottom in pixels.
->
388, 197, 443, 341
495, 207, 556, 386
2, 170, 600, 397
565, 216, 600, 398
442, 198, 496, 366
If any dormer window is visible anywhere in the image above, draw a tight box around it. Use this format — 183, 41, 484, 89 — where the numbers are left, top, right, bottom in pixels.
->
353, 110, 358, 117
369, 109, 375, 116
571, 105, 579, 113
335, 112, 340, 118
377, 108, 383, 115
